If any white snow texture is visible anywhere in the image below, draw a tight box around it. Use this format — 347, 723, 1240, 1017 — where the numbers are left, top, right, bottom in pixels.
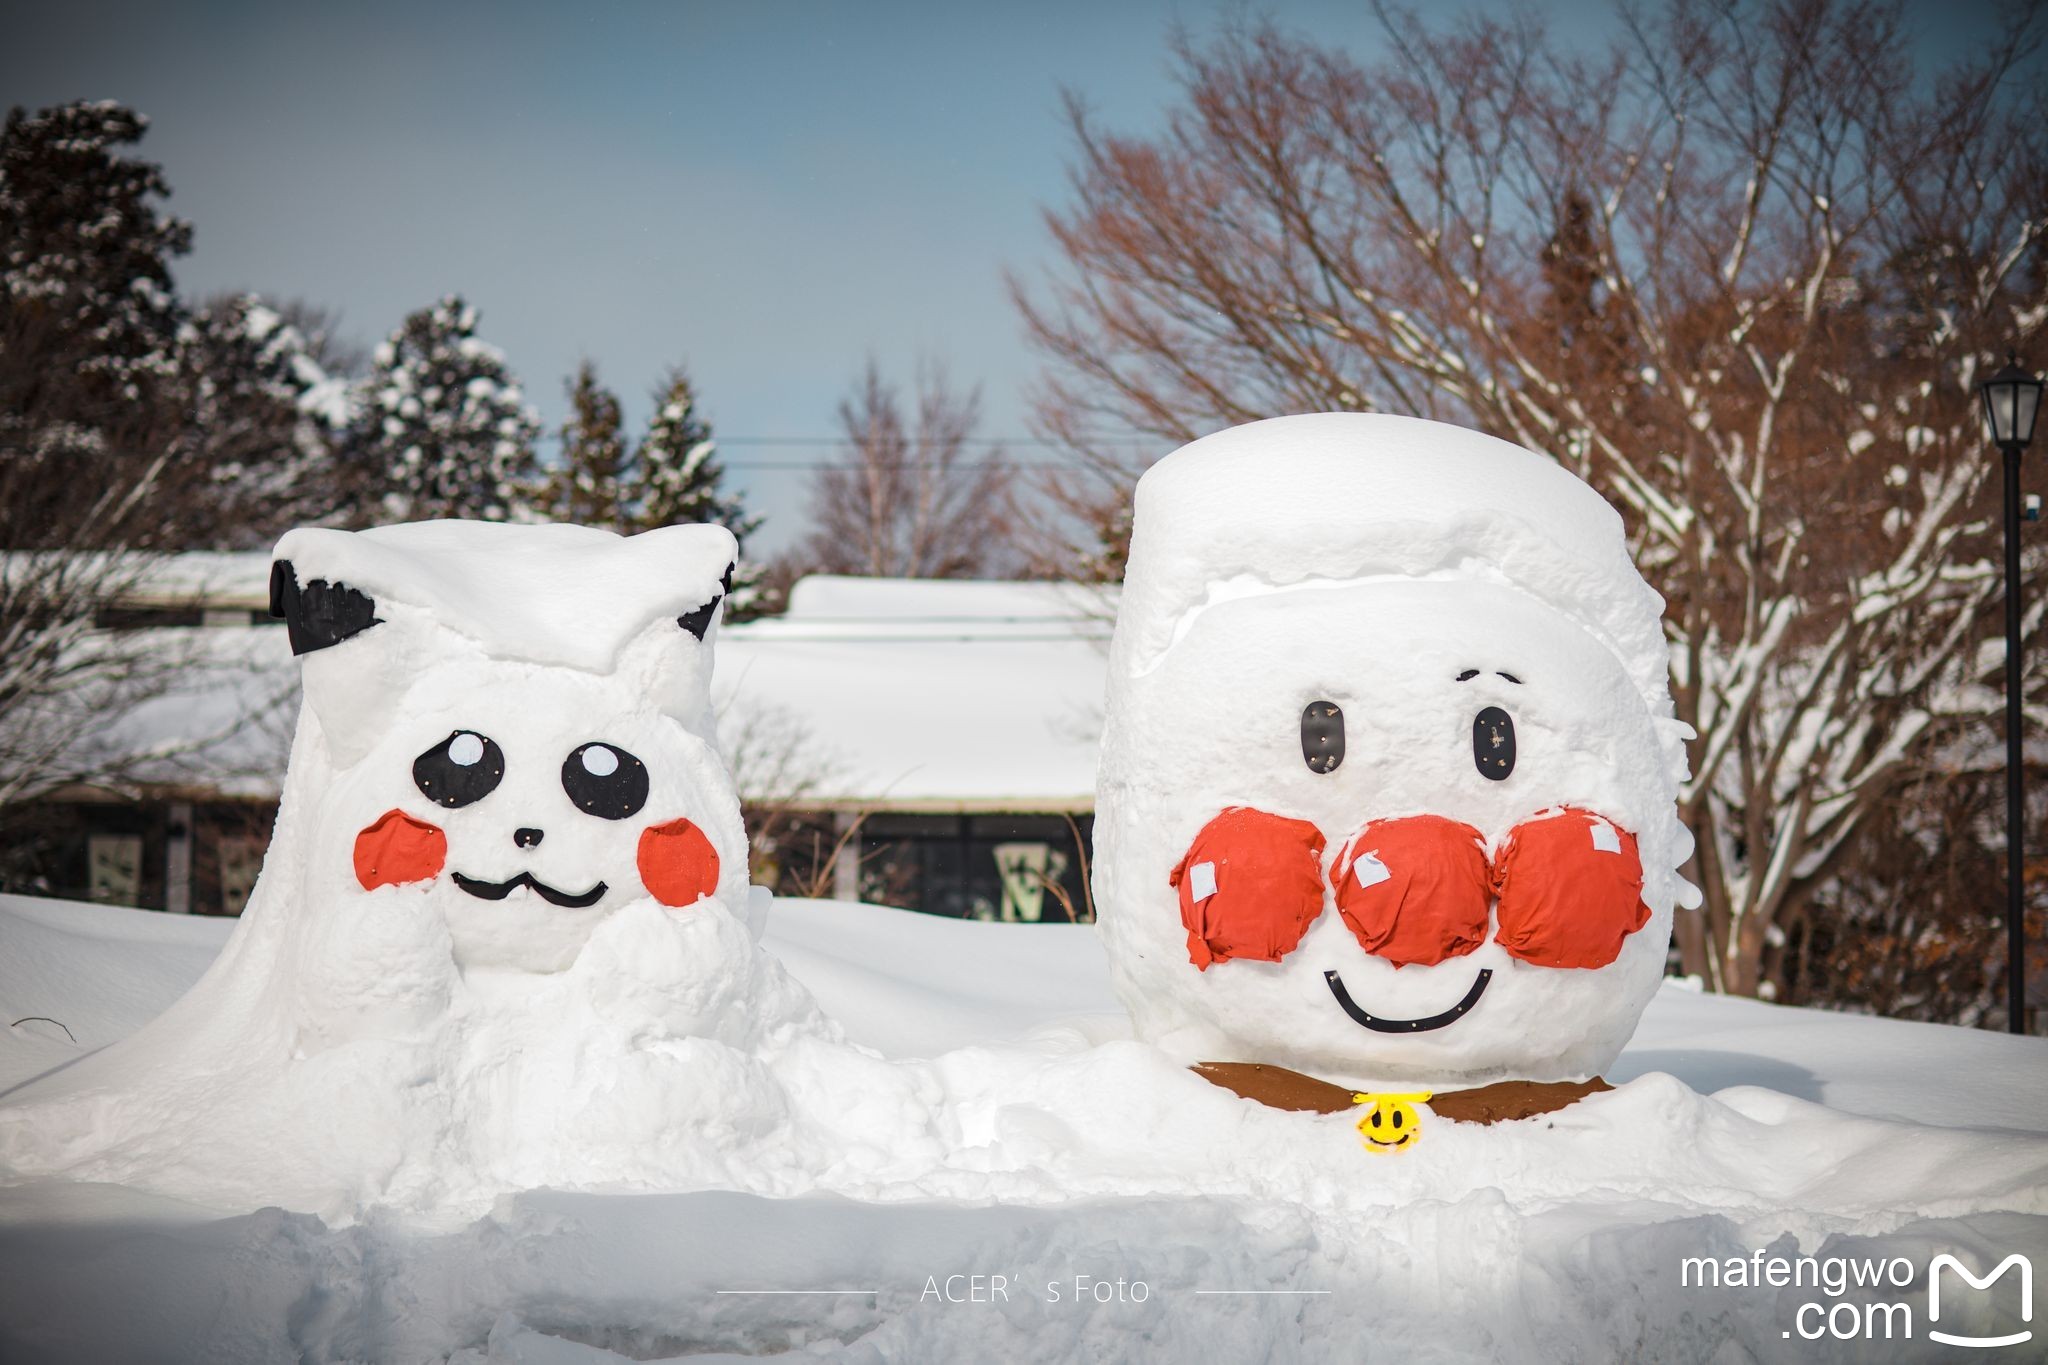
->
3, 896, 2046, 1364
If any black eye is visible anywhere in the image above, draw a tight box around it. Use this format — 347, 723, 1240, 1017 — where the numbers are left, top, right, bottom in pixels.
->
1370, 1110, 1383, 1128
1391, 1110, 1404, 1129
562, 743, 649, 820
413, 730, 505, 808
1472, 706, 1516, 781
1301, 700, 1344, 774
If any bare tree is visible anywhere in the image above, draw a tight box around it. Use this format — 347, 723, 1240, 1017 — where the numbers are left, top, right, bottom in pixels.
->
718, 693, 835, 886
1013, 1, 2048, 1003
1, 103, 217, 818
799, 361, 1017, 578
1, 106, 325, 844
1785, 764, 2047, 1024
713, 688, 886, 900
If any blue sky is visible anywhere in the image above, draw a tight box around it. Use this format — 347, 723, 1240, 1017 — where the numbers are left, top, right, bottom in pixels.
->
3, 0, 2004, 552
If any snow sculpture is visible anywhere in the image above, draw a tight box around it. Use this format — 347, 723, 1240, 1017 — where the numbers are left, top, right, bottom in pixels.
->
0, 522, 838, 1214
1094, 414, 1698, 1097
267, 521, 745, 985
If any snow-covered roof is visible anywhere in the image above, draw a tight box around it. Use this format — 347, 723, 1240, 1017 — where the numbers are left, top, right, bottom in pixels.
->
104, 626, 297, 796
120, 552, 276, 610
0, 551, 274, 612
42, 625, 296, 802
716, 576, 1113, 811
63, 564, 1113, 810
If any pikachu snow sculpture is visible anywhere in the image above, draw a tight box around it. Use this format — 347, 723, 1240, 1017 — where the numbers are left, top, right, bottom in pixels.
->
0, 522, 830, 1215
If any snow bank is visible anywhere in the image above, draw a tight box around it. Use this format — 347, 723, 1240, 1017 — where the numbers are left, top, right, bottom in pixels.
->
10, 896, 2043, 1136
2, 895, 2045, 1363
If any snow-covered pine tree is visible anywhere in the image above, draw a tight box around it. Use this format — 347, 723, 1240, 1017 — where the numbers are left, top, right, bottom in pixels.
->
184, 293, 354, 545
547, 361, 629, 528
633, 367, 765, 610
0, 101, 227, 821
347, 295, 540, 522
0, 101, 193, 541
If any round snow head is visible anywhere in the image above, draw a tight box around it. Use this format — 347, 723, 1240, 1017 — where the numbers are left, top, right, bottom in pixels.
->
266, 521, 750, 989
1094, 414, 1693, 1086
320, 651, 742, 976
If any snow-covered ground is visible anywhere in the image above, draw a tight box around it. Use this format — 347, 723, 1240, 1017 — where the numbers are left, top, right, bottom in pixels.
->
2, 893, 2043, 1363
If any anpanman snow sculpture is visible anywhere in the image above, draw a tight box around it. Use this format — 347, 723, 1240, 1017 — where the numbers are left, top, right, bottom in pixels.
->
1092, 414, 1699, 1115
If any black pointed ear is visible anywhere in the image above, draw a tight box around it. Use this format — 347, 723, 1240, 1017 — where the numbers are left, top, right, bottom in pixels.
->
676, 559, 738, 641
677, 592, 722, 641
270, 559, 382, 656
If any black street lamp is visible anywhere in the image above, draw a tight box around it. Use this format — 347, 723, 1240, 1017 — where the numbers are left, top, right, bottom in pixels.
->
1980, 352, 2043, 1035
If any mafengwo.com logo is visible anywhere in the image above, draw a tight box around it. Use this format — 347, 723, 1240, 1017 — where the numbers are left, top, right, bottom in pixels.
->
1681, 1248, 2033, 1347
1928, 1254, 2033, 1350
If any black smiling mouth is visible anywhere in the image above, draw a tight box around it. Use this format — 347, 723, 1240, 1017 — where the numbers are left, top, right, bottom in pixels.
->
1324, 968, 1493, 1033
451, 871, 608, 909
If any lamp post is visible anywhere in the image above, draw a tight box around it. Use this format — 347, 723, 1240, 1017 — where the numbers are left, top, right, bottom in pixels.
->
1980, 353, 2043, 1034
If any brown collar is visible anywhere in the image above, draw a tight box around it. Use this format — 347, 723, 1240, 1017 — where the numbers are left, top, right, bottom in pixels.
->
1192, 1061, 1610, 1125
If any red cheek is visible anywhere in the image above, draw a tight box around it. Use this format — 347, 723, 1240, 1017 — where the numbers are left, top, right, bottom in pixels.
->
1491, 807, 1651, 969
637, 818, 721, 908
1170, 807, 1327, 970
1329, 814, 1492, 967
354, 810, 447, 890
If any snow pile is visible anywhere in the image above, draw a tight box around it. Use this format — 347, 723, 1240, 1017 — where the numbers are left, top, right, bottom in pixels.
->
2, 896, 2045, 1363
1094, 414, 1699, 1086
0, 896, 233, 1092
0, 522, 950, 1218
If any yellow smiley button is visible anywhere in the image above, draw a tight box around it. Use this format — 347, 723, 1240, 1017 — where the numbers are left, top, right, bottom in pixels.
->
1353, 1091, 1432, 1154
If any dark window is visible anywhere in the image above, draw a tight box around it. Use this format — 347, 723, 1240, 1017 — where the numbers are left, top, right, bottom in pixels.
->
856, 813, 1096, 922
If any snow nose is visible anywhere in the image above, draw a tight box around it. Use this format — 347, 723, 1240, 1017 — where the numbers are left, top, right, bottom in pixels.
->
513, 827, 544, 849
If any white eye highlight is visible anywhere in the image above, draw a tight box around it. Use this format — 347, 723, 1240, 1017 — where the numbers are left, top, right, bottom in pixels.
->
449, 732, 486, 767
581, 745, 620, 777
